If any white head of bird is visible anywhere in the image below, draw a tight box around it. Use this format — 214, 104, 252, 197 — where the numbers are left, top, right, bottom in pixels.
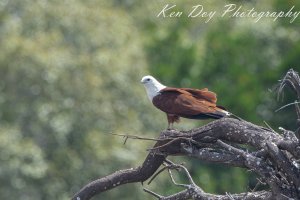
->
141, 75, 166, 101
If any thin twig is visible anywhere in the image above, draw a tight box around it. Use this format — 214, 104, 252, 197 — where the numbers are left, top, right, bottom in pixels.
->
147, 166, 169, 185
143, 188, 163, 199
225, 192, 235, 200
251, 179, 262, 193
147, 137, 200, 151
179, 164, 197, 186
108, 132, 167, 142
164, 159, 177, 166
275, 101, 300, 112
168, 169, 189, 188
263, 121, 277, 134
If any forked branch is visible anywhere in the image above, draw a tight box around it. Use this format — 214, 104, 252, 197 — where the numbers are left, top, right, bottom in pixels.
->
72, 117, 300, 200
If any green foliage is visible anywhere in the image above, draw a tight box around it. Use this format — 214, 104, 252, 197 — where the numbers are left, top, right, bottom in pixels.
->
0, 126, 47, 199
146, 17, 197, 86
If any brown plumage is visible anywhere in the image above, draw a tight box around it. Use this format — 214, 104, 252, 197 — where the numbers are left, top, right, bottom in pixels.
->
141, 76, 229, 129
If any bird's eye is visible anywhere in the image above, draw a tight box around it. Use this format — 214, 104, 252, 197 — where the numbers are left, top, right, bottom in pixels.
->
146, 78, 150, 81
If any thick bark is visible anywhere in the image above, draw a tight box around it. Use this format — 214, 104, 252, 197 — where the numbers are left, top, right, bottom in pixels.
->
72, 118, 300, 200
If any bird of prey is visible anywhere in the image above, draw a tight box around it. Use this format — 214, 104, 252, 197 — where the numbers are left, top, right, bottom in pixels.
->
141, 75, 229, 129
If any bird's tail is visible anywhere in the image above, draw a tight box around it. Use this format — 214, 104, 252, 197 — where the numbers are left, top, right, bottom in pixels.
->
216, 105, 230, 117
200, 106, 229, 119
186, 110, 227, 120
217, 105, 244, 121
188, 105, 242, 120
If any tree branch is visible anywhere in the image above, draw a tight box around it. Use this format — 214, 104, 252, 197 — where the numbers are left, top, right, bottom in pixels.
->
72, 117, 300, 200
143, 163, 272, 200
72, 143, 167, 200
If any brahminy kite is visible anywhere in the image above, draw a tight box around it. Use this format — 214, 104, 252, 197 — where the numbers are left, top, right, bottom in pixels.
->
141, 75, 229, 129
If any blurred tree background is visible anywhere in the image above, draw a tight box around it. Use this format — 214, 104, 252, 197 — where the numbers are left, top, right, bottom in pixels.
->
0, 0, 299, 199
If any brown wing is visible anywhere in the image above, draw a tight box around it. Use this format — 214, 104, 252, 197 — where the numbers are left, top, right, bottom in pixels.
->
152, 87, 218, 117
161, 87, 217, 103
180, 88, 217, 104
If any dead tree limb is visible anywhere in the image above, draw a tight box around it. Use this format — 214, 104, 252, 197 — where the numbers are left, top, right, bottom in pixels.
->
72, 118, 300, 200
143, 163, 271, 200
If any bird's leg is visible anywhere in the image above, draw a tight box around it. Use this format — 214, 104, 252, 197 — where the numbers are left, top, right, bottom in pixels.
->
167, 122, 174, 130
166, 114, 172, 130
166, 114, 178, 130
